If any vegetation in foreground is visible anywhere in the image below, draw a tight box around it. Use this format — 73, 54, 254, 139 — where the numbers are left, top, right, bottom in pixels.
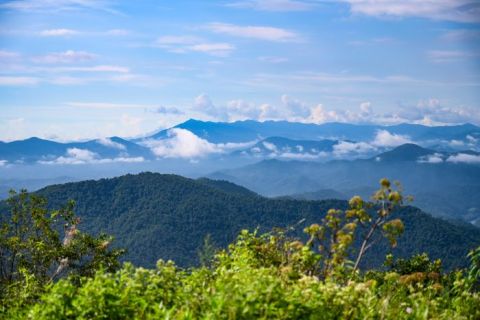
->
1, 180, 479, 319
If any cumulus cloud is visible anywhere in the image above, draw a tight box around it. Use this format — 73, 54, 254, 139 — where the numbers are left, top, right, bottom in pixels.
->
39, 148, 144, 165
186, 94, 479, 127
395, 99, 480, 125
281, 94, 311, 118
143, 128, 255, 159
0, 160, 8, 167
205, 23, 300, 42
331, 130, 410, 157
228, 0, 313, 11
96, 138, 126, 150
446, 153, 480, 164
32, 50, 96, 64
143, 129, 219, 158
193, 94, 219, 116
308, 104, 348, 123
372, 130, 412, 147
339, 0, 480, 23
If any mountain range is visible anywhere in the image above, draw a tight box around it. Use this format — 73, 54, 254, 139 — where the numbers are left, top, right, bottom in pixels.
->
2, 172, 477, 271
1, 119, 479, 166
210, 143, 480, 223
1, 120, 480, 225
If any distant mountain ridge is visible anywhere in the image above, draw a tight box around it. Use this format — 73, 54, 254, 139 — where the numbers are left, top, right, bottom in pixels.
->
209, 144, 480, 222
3, 119, 479, 165
146, 119, 480, 144
0, 136, 153, 164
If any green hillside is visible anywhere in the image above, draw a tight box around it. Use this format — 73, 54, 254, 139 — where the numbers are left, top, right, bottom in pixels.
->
29, 172, 480, 270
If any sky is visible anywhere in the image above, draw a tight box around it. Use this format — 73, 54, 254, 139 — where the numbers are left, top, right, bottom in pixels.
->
0, 0, 480, 141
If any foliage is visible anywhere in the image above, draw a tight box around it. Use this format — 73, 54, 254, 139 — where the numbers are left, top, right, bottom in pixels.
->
0, 190, 123, 314
12, 233, 480, 320
1, 178, 480, 319
467, 246, 480, 290
385, 253, 442, 275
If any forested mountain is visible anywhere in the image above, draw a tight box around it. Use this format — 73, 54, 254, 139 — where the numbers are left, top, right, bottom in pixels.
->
11, 172, 478, 270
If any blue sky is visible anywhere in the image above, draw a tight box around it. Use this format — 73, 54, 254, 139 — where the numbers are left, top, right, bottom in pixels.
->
0, 0, 479, 141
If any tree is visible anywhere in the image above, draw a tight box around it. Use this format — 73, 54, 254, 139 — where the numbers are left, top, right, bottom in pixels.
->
197, 233, 217, 268
0, 190, 124, 295
303, 178, 406, 278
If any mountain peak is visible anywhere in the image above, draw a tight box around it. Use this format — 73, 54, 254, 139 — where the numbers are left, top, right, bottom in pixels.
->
373, 143, 434, 162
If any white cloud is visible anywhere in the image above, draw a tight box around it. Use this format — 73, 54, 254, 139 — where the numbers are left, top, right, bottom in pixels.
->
185, 93, 480, 126
446, 153, 480, 164
143, 128, 256, 159
32, 50, 96, 64
155, 35, 235, 56
427, 50, 476, 63
52, 65, 129, 73
467, 135, 478, 144
262, 141, 278, 152
188, 43, 235, 57
277, 152, 325, 160
193, 94, 219, 116
143, 128, 220, 158
96, 138, 126, 150
448, 139, 465, 148
396, 99, 480, 125
0, 160, 8, 167
333, 141, 376, 156
339, 0, 480, 23
1, 0, 119, 14
0, 76, 39, 86
281, 94, 311, 118
39, 148, 144, 165
205, 22, 300, 42
308, 104, 347, 124
372, 130, 411, 147
39, 29, 80, 37
0, 50, 20, 60
418, 153, 444, 163
228, 0, 313, 11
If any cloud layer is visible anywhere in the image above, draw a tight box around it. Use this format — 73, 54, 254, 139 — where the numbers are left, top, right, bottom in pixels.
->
39, 148, 144, 165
